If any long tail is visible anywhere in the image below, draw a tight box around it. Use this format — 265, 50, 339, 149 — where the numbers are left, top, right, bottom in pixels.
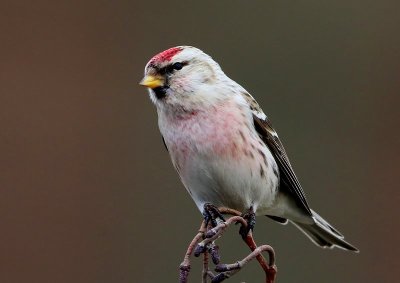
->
292, 209, 359, 252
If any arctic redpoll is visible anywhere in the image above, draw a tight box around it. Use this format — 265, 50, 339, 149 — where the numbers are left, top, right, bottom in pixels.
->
140, 46, 358, 251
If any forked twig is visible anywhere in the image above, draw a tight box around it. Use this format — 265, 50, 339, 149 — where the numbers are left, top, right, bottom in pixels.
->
179, 221, 207, 283
179, 207, 277, 283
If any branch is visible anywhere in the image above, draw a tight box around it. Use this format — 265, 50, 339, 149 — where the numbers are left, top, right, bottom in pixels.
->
179, 208, 277, 283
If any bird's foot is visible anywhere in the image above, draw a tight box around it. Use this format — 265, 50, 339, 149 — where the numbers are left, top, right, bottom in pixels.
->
239, 207, 256, 239
203, 203, 226, 227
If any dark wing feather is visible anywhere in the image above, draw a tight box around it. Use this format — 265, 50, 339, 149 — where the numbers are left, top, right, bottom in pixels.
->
162, 136, 168, 151
240, 90, 311, 215
266, 215, 289, 224
253, 115, 312, 215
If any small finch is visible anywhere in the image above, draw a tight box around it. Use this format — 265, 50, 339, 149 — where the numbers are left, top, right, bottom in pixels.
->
140, 46, 358, 251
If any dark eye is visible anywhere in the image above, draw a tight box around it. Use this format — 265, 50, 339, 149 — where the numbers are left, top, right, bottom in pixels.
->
161, 62, 187, 75
172, 62, 184, 70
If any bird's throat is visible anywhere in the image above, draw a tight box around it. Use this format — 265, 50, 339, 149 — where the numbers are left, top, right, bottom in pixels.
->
153, 86, 169, 99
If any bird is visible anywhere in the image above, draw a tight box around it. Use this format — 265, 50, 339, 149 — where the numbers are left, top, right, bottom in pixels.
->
139, 46, 358, 252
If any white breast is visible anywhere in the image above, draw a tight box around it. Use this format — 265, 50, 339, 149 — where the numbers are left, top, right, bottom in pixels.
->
158, 97, 279, 215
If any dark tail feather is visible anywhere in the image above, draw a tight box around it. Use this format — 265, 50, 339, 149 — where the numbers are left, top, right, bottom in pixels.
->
292, 209, 359, 252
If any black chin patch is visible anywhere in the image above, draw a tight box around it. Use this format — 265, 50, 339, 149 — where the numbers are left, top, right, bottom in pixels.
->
153, 86, 168, 99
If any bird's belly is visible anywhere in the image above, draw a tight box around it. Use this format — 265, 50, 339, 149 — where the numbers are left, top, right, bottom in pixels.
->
159, 99, 279, 214
180, 152, 279, 214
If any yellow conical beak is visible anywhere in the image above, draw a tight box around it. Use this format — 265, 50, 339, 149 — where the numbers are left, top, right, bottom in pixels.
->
139, 75, 164, 89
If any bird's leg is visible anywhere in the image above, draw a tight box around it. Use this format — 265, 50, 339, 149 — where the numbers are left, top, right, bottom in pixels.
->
239, 206, 256, 239
202, 203, 226, 227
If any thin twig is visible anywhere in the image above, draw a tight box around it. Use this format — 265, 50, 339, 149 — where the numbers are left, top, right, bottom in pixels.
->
194, 216, 247, 257
214, 245, 276, 283
243, 232, 277, 283
180, 208, 277, 283
179, 222, 207, 283
202, 251, 208, 283
219, 207, 276, 282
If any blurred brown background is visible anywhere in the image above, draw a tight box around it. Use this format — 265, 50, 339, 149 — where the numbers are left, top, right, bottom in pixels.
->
0, 1, 399, 282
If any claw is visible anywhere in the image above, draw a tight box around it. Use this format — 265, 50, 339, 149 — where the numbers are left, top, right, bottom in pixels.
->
239, 207, 256, 239
203, 203, 225, 227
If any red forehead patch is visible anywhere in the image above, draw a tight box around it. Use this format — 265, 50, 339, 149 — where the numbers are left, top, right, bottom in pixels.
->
149, 47, 183, 65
